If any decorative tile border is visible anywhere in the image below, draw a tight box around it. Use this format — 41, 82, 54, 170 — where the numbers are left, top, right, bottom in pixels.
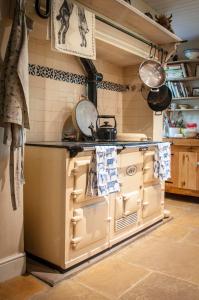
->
29, 64, 127, 92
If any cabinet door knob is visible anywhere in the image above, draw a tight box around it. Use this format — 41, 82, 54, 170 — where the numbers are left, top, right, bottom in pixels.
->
143, 166, 150, 172
197, 162, 199, 166
71, 215, 82, 224
71, 189, 83, 201
123, 210, 131, 216
71, 237, 82, 247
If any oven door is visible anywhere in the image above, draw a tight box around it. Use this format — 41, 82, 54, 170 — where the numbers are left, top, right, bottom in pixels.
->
114, 149, 143, 233
143, 150, 159, 184
70, 198, 109, 259
71, 154, 91, 203
142, 184, 163, 219
119, 149, 143, 192
115, 191, 140, 219
115, 191, 140, 232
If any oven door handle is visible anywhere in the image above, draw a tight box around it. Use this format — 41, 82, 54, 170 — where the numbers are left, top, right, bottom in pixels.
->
139, 146, 149, 151
71, 237, 82, 247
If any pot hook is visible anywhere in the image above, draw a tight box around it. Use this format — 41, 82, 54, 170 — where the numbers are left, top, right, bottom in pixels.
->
149, 44, 154, 58
35, 0, 51, 19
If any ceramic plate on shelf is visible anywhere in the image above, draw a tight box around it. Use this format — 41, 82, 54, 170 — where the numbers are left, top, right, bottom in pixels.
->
177, 104, 190, 109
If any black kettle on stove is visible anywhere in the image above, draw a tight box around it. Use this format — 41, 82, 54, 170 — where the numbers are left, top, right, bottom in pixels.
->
89, 115, 117, 141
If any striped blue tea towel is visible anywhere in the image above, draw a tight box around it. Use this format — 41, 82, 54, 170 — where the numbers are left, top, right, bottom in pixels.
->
87, 146, 120, 196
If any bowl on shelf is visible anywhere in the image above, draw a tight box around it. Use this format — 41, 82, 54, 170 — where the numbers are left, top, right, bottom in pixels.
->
184, 49, 199, 60
168, 127, 180, 138
177, 104, 190, 109
182, 129, 197, 138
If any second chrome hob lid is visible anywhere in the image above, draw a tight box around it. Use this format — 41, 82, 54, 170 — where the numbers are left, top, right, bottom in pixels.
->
73, 99, 98, 137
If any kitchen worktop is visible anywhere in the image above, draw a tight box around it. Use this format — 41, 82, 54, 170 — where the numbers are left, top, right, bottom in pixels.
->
163, 138, 199, 146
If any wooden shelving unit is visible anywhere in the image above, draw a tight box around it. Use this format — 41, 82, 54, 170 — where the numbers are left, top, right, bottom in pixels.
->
168, 76, 199, 82
77, 0, 182, 44
172, 97, 199, 100
96, 20, 146, 66
165, 60, 199, 198
166, 60, 199, 99
167, 59, 199, 65
167, 60, 199, 112
167, 109, 199, 112
75, 0, 182, 66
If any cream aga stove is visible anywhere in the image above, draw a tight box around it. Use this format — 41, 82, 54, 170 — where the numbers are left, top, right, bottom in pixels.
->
24, 141, 165, 270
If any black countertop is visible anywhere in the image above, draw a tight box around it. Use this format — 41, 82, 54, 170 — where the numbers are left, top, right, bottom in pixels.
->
26, 140, 162, 157
26, 140, 162, 148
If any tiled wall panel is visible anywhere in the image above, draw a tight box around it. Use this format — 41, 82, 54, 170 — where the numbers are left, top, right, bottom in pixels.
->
27, 36, 124, 142
122, 65, 153, 137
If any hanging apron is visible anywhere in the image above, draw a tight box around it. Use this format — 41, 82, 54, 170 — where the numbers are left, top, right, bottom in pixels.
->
0, 0, 33, 209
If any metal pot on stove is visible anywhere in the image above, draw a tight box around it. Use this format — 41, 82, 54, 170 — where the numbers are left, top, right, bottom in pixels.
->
89, 115, 117, 141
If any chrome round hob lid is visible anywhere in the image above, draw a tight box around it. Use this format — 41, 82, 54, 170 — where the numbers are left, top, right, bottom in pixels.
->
73, 99, 98, 137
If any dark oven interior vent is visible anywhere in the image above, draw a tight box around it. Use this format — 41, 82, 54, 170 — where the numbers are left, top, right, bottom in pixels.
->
115, 212, 138, 232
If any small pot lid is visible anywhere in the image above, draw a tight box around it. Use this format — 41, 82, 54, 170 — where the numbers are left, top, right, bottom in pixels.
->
74, 100, 98, 137
100, 121, 112, 128
139, 60, 166, 88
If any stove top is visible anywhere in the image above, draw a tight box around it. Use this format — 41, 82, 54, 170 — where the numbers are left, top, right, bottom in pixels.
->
26, 140, 164, 157
27, 139, 161, 149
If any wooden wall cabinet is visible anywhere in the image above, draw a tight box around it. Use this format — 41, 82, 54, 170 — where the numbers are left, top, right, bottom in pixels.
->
166, 150, 179, 187
178, 151, 198, 190
165, 139, 199, 197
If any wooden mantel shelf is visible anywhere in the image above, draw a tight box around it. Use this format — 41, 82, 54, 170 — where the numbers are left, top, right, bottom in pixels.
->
77, 0, 182, 44
95, 19, 148, 66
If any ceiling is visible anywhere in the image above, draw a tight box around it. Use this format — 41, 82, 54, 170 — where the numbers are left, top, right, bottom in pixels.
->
144, 0, 199, 41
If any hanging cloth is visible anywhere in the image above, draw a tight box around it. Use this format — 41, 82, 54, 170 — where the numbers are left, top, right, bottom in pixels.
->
87, 146, 120, 197
51, 0, 96, 59
0, 0, 33, 209
154, 142, 171, 181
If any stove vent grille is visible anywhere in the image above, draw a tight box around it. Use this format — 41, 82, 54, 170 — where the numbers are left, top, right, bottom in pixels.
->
115, 212, 137, 232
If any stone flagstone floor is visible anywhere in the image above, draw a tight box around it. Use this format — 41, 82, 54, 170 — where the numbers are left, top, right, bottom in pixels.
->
0, 194, 199, 300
